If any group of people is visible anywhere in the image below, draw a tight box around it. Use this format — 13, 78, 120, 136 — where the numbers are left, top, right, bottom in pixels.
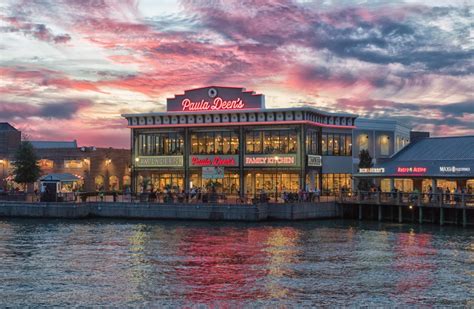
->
254, 188, 322, 203
426, 186, 471, 204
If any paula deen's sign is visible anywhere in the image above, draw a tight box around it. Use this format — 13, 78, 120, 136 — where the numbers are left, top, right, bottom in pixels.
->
135, 156, 183, 167
167, 86, 264, 112
190, 155, 239, 167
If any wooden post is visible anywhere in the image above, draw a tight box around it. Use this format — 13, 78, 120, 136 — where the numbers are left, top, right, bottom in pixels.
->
359, 204, 362, 220
398, 206, 402, 223
440, 207, 444, 226
463, 208, 467, 227
419, 206, 423, 224
378, 205, 382, 221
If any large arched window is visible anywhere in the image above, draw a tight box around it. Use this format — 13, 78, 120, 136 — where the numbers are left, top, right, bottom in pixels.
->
109, 176, 119, 191
95, 175, 104, 191
123, 176, 131, 188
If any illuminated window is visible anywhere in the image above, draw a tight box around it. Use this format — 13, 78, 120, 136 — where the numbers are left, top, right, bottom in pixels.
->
38, 159, 54, 170
359, 134, 369, 151
380, 135, 389, 155
138, 132, 184, 156
321, 133, 351, 156
123, 176, 131, 187
191, 130, 239, 155
109, 175, 119, 191
95, 175, 104, 191
245, 130, 297, 154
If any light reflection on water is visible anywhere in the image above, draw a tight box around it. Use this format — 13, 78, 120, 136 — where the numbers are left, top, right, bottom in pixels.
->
0, 219, 472, 307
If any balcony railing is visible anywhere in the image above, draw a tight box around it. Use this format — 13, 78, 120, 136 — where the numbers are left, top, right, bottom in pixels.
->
338, 191, 474, 208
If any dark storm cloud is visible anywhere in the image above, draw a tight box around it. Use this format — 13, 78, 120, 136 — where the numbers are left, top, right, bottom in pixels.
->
38, 100, 92, 119
1, 18, 71, 44
0, 100, 92, 120
183, 1, 473, 76
437, 101, 474, 117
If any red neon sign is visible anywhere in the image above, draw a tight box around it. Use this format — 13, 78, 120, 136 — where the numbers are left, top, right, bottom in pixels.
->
181, 97, 245, 112
191, 156, 237, 166
397, 167, 427, 173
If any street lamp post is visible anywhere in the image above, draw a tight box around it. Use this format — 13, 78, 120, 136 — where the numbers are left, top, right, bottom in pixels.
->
274, 156, 279, 203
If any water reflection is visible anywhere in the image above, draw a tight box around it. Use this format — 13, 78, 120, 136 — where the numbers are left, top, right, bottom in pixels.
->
392, 230, 435, 305
0, 219, 472, 306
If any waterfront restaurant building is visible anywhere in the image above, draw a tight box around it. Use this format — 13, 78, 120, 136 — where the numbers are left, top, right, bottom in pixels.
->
354, 136, 474, 193
123, 86, 359, 198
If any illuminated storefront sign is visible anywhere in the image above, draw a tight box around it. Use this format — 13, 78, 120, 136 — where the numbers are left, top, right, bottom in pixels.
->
359, 167, 385, 173
396, 167, 427, 173
307, 155, 322, 167
181, 97, 245, 112
135, 156, 183, 167
439, 166, 471, 173
244, 155, 298, 166
202, 166, 224, 179
64, 160, 83, 169
190, 155, 239, 167
167, 86, 264, 112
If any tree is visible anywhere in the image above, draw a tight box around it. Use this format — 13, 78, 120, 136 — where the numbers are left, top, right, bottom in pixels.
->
357, 149, 373, 191
13, 141, 41, 191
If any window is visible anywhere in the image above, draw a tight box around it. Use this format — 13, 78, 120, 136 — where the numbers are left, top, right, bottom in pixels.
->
359, 134, 369, 151
327, 134, 334, 155
321, 133, 352, 156
306, 130, 319, 154
138, 132, 184, 156
322, 174, 352, 195
346, 135, 352, 156
380, 135, 389, 156
38, 159, 54, 170
322, 134, 327, 154
245, 130, 298, 154
191, 131, 239, 155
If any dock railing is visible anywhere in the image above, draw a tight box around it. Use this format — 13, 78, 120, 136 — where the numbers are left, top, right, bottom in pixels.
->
1, 191, 339, 205
339, 191, 474, 208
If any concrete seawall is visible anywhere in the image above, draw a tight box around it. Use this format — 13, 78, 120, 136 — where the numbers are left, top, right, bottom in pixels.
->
0, 201, 338, 221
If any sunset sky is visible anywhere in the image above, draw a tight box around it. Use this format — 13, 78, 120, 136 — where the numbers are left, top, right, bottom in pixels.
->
1, 0, 473, 148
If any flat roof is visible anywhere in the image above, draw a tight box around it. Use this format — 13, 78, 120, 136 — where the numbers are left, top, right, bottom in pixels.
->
31, 140, 78, 149
122, 106, 357, 118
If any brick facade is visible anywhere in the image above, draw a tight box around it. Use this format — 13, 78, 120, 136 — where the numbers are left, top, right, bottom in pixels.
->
35, 147, 131, 192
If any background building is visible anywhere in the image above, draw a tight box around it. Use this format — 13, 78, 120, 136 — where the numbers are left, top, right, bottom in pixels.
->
0, 123, 21, 190
351, 118, 412, 190
354, 135, 474, 193
0, 123, 131, 192
32, 142, 131, 192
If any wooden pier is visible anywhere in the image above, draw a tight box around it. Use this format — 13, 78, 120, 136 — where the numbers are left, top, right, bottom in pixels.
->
338, 191, 474, 227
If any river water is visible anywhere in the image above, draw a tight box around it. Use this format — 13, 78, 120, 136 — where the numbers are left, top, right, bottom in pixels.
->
0, 219, 472, 307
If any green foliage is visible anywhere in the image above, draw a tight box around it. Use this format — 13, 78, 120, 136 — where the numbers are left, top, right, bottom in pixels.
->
358, 149, 373, 168
13, 141, 41, 186
357, 149, 373, 191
